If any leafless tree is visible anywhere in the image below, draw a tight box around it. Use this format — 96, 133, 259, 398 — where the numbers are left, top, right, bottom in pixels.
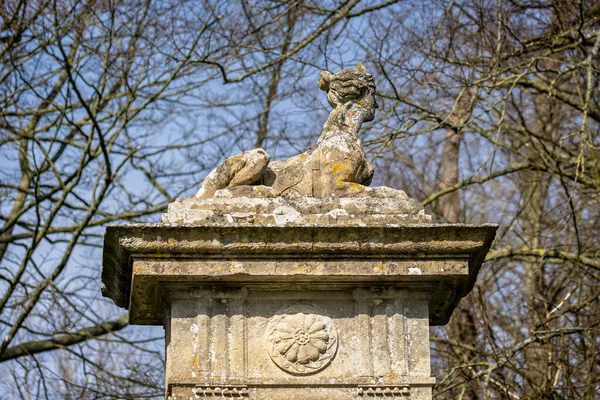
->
362, 1, 599, 398
1, 0, 598, 398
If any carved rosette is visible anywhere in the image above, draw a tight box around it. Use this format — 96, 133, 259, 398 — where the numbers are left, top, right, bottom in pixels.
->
265, 304, 338, 375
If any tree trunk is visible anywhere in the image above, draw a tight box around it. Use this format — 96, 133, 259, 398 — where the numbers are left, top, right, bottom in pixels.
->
440, 87, 480, 399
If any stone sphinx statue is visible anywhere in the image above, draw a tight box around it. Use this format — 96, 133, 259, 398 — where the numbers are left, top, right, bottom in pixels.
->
195, 63, 404, 199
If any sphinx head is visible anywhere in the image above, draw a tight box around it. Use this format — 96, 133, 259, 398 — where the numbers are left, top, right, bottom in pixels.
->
318, 63, 378, 122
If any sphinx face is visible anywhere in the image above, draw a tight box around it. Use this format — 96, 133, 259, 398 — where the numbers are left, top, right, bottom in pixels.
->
361, 88, 379, 122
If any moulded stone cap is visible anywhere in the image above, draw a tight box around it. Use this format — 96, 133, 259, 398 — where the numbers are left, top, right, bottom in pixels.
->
160, 196, 431, 225
101, 223, 497, 325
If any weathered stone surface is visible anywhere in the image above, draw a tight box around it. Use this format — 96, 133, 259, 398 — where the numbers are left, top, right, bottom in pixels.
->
165, 288, 436, 400
102, 223, 496, 326
102, 218, 496, 399
264, 304, 338, 375
161, 196, 430, 226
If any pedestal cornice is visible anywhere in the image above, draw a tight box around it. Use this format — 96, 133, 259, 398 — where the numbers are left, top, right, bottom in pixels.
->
102, 222, 497, 326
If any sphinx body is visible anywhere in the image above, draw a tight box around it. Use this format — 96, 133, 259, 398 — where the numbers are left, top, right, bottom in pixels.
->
195, 64, 405, 199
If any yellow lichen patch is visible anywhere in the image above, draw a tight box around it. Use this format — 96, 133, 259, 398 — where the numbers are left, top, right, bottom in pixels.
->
339, 181, 365, 193
332, 163, 350, 175
374, 263, 386, 273
229, 262, 245, 273
296, 264, 317, 274
386, 370, 398, 382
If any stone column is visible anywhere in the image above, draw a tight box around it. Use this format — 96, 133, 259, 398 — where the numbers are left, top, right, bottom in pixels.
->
101, 197, 496, 399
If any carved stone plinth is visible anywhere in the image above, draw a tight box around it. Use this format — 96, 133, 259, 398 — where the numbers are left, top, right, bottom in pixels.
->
101, 197, 496, 399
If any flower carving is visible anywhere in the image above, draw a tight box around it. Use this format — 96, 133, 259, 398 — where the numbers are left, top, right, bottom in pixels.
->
265, 304, 337, 375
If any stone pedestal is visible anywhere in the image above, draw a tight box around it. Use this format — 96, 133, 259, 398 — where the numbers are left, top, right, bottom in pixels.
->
101, 197, 496, 399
